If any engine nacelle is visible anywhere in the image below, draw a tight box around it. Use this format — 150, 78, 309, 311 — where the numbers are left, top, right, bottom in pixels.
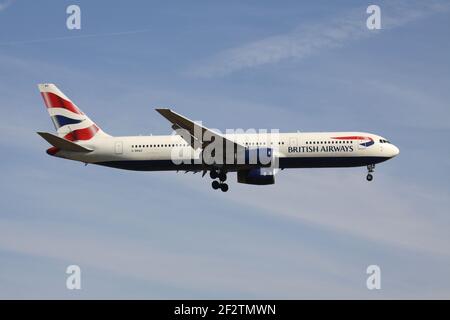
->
234, 147, 274, 167
237, 168, 275, 185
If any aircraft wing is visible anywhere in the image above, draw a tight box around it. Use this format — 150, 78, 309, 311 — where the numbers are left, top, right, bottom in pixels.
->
155, 108, 244, 150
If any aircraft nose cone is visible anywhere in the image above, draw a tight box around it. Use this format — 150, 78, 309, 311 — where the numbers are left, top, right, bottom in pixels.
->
391, 145, 400, 157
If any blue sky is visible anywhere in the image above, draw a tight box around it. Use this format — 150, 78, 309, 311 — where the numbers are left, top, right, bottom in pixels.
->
0, 0, 450, 298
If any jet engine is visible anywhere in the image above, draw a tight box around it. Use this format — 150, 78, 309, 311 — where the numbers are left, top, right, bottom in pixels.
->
237, 168, 275, 185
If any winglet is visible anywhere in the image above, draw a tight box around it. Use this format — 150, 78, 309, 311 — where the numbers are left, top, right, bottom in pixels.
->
37, 132, 93, 152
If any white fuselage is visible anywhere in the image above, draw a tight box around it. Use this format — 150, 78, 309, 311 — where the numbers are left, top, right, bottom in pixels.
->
53, 131, 399, 171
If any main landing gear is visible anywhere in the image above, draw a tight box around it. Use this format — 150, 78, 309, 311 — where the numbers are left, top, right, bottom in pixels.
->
366, 164, 375, 181
210, 169, 228, 192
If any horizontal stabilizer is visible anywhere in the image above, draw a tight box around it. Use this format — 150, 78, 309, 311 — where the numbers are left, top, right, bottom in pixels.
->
37, 132, 93, 152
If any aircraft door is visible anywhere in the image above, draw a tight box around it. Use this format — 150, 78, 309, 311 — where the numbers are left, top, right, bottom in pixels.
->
115, 141, 123, 154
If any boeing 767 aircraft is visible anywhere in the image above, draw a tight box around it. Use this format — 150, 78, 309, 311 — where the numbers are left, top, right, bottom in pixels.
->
37, 84, 399, 192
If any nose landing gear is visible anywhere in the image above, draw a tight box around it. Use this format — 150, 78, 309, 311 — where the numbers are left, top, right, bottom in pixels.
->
366, 164, 375, 181
210, 169, 229, 192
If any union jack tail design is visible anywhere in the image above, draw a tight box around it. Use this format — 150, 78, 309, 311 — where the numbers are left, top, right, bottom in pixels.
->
38, 83, 110, 141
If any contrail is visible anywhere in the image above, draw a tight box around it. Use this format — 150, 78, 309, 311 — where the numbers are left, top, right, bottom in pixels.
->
0, 28, 152, 46
188, 0, 450, 78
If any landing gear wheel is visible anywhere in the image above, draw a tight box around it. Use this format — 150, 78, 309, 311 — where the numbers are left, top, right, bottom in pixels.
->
218, 172, 227, 182
220, 183, 229, 192
212, 180, 220, 189
210, 170, 228, 191
210, 170, 218, 179
366, 164, 375, 181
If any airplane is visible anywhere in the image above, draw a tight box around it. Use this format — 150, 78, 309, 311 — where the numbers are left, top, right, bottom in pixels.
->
37, 83, 399, 192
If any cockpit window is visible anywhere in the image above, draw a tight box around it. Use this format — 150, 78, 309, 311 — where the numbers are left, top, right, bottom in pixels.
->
379, 139, 391, 144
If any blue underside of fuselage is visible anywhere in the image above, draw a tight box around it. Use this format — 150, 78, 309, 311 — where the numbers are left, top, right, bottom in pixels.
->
94, 156, 391, 171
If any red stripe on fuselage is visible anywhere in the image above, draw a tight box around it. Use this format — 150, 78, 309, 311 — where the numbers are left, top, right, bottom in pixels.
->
64, 124, 99, 141
331, 136, 372, 140
41, 92, 83, 115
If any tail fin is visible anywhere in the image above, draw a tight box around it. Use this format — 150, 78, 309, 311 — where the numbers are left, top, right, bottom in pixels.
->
38, 83, 110, 141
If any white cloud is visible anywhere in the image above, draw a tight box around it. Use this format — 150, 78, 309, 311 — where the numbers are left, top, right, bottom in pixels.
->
0, 218, 360, 298
239, 173, 450, 257
0, 0, 15, 12
188, 0, 450, 77
172, 169, 450, 258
